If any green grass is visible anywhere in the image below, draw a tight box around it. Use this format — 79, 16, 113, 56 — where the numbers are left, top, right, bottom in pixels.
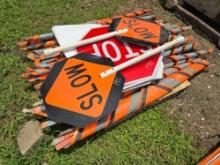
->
0, 0, 204, 164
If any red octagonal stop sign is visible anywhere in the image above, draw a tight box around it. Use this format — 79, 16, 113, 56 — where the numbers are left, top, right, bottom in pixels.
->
77, 26, 162, 84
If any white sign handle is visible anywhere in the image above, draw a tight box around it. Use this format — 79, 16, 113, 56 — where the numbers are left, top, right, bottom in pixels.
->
100, 36, 185, 78
44, 29, 128, 56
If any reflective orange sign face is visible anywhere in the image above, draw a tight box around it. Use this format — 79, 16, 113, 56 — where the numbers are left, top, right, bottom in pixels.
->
110, 17, 169, 45
40, 53, 125, 127
45, 58, 116, 117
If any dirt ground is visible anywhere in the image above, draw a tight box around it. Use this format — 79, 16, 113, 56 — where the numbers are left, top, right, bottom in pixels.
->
115, 0, 220, 152
166, 49, 220, 152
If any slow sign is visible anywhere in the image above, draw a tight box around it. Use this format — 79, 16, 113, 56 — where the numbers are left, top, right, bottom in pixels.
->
40, 53, 125, 127
109, 17, 170, 46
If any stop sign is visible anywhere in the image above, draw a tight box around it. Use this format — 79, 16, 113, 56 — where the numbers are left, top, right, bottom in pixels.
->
76, 26, 162, 83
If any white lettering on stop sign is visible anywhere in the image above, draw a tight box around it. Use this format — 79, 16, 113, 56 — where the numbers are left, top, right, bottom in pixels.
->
92, 41, 141, 62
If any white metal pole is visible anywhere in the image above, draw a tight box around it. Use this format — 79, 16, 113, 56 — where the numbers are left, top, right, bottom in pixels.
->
100, 36, 185, 78
44, 28, 128, 56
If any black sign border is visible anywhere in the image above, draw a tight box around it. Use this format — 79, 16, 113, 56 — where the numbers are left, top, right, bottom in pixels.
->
40, 53, 125, 128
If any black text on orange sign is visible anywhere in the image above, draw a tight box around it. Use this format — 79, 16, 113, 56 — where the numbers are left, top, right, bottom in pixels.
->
122, 18, 157, 39
64, 63, 103, 110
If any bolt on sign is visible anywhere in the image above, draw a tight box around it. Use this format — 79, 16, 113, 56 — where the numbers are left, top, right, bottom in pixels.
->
109, 17, 170, 46
40, 53, 125, 127
76, 27, 163, 84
